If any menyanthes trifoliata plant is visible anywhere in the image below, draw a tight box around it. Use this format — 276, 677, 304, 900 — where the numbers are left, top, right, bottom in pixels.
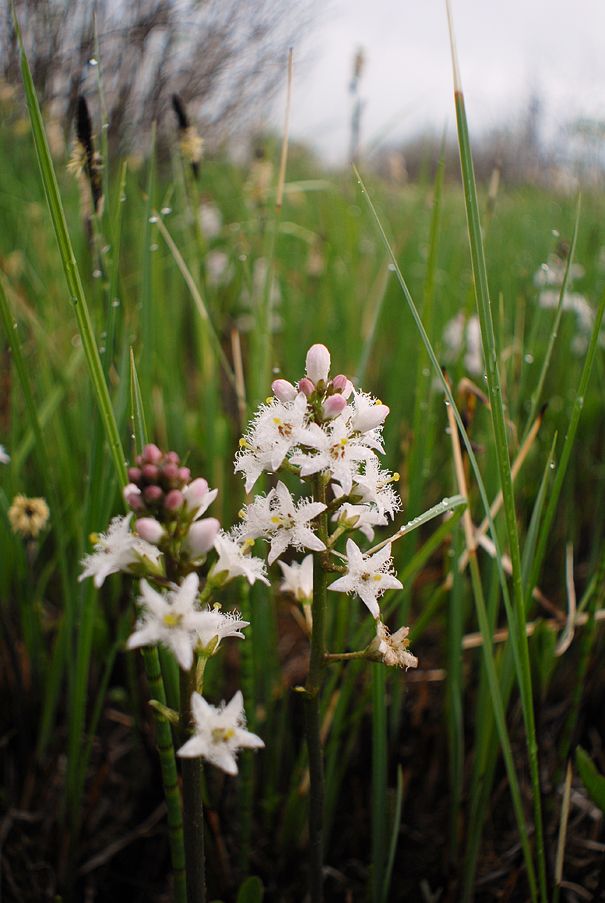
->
80, 443, 265, 900
233, 342, 417, 901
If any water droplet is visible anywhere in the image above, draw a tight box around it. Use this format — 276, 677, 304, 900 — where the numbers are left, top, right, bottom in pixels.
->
552, 229, 560, 237
422, 368, 430, 376
99, 345, 106, 354
111, 298, 120, 308
442, 497, 449, 505
444, 400, 450, 407
150, 243, 159, 252
120, 194, 127, 203
524, 353, 534, 364
549, 461, 555, 470
148, 215, 158, 224
101, 244, 110, 255
238, 253, 247, 262
88, 58, 98, 66
161, 206, 172, 216
92, 268, 102, 279
577, 396, 584, 408
387, 263, 396, 272
102, 122, 109, 130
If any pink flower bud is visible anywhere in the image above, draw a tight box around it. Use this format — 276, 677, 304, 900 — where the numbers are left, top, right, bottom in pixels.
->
164, 451, 180, 465
185, 518, 221, 557
305, 344, 331, 384
163, 462, 179, 483
124, 483, 143, 510
142, 443, 162, 464
271, 379, 298, 403
322, 394, 347, 418
332, 374, 348, 392
164, 489, 184, 511
142, 463, 159, 482
127, 466, 142, 483
135, 517, 164, 544
298, 377, 315, 397
178, 467, 191, 483
143, 485, 163, 504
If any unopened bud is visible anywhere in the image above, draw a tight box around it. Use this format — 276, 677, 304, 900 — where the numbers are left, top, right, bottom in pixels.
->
353, 402, 390, 433
163, 462, 179, 483
298, 377, 315, 397
143, 485, 163, 504
322, 394, 347, 418
135, 517, 165, 544
178, 467, 191, 483
142, 463, 159, 482
305, 344, 331, 384
185, 518, 221, 557
127, 466, 142, 483
164, 451, 180, 465
331, 374, 348, 392
142, 443, 162, 464
164, 489, 184, 511
271, 379, 298, 403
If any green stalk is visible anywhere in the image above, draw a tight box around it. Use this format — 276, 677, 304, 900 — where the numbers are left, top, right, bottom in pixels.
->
304, 474, 329, 903
371, 665, 387, 902
447, 10, 546, 894
180, 665, 206, 903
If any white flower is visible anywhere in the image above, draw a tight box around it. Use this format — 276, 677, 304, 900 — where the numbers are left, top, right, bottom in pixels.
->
291, 417, 375, 495
278, 554, 314, 602
127, 574, 206, 670
195, 607, 249, 654
368, 621, 418, 670
79, 514, 163, 588
177, 690, 264, 775
328, 539, 402, 618
331, 494, 388, 542
211, 532, 269, 586
239, 481, 326, 565
234, 444, 276, 494
350, 458, 401, 519
349, 391, 390, 433
199, 202, 222, 238
0, 445, 9, 464
305, 343, 331, 384
251, 392, 309, 471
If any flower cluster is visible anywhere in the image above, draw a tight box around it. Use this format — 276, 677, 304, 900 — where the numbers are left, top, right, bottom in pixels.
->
80, 444, 266, 773
234, 344, 416, 668
8, 494, 49, 538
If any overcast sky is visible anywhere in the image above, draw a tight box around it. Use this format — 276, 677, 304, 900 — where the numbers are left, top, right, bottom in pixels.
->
281, 0, 605, 164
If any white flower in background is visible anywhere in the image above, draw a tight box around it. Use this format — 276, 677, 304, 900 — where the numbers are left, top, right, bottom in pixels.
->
331, 498, 388, 542
79, 514, 162, 588
199, 201, 222, 238
292, 417, 375, 495
127, 573, 205, 670
350, 457, 401, 520
239, 481, 326, 565
533, 256, 584, 288
205, 251, 231, 288
211, 532, 269, 586
368, 621, 418, 670
464, 315, 483, 376
328, 539, 402, 618
442, 313, 483, 376
278, 554, 313, 602
0, 445, 9, 464
177, 690, 264, 775
195, 607, 249, 654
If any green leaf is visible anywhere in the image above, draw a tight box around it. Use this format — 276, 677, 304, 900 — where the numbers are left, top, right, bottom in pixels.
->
236, 875, 265, 903
575, 747, 605, 813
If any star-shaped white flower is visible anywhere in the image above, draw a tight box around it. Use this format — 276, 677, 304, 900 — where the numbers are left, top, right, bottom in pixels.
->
0, 445, 9, 464
331, 495, 388, 542
239, 481, 326, 565
349, 390, 390, 436
177, 690, 264, 775
79, 514, 163, 588
127, 573, 206, 670
350, 457, 401, 519
278, 554, 313, 602
195, 607, 249, 654
234, 394, 308, 490
291, 417, 375, 495
328, 539, 402, 618
211, 532, 269, 586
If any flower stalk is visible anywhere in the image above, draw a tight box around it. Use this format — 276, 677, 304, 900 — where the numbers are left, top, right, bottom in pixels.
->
180, 663, 206, 903
304, 475, 329, 903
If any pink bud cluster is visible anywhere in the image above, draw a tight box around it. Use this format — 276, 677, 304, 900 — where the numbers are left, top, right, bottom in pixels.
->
124, 444, 193, 517
272, 344, 354, 423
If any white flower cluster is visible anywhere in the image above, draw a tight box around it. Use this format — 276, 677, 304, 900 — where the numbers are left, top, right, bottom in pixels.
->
0, 444, 9, 465
234, 344, 416, 666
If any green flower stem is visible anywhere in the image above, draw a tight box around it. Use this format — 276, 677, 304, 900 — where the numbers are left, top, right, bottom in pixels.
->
180, 664, 206, 903
143, 648, 187, 903
324, 650, 366, 663
304, 475, 329, 903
